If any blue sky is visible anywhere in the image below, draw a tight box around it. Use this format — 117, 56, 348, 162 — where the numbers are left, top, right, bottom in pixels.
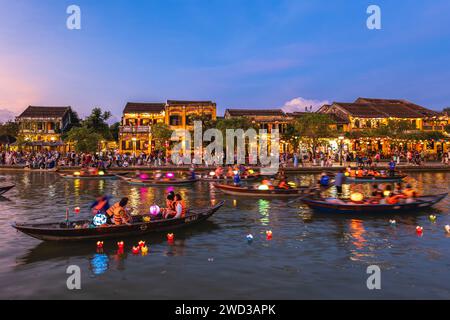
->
0, 0, 449, 121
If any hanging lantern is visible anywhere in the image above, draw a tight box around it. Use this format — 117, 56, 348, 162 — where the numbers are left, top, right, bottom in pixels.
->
149, 205, 160, 216
73, 171, 81, 176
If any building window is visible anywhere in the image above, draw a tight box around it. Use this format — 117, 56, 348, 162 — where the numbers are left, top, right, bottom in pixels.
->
170, 115, 182, 126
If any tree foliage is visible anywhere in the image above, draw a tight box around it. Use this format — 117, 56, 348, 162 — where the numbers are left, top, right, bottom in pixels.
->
0, 121, 19, 137
215, 117, 254, 136
152, 123, 173, 150
65, 127, 103, 153
82, 107, 112, 140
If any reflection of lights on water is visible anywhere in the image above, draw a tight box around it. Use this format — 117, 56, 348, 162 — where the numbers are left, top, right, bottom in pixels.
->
258, 199, 270, 226
348, 219, 370, 261
48, 185, 56, 197
90, 253, 109, 275
98, 179, 104, 192
22, 175, 30, 187
233, 199, 237, 207
129, 188, 140, 215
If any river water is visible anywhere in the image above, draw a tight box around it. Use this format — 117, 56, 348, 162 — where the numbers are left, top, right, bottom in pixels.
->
0, 171, 448, 299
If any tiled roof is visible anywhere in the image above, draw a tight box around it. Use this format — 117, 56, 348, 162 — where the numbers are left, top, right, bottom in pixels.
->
287, 111, 349, 124
123, 102, 165, 114
225, 109, 286, 117
17, 106, 71, 118
167, 100, 214, 105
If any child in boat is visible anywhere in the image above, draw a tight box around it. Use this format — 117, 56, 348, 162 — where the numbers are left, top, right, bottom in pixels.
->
162, 191, 176, 219
106, 197, 131, 225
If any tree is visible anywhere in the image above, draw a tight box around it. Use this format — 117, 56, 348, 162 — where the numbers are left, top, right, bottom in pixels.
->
152, 123, 173, 150
0, 121, 19, 137
65, 127, 103, 153
215, 117, 253, 137
109, 122, 120, 142
293, 113, 335, 153
373, 119, 417, 138
82, 107, 112, 140
443, 107, 450, 116
282, 123, 301, 152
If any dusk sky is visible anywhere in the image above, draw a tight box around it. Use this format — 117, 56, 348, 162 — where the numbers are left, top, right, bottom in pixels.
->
1, 0, 450, 122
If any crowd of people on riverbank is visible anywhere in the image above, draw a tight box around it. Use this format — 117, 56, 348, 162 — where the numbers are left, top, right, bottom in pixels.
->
0, 148, 449, 169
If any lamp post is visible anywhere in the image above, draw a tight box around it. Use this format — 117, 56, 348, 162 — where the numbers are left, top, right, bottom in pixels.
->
339, 136, 345, 167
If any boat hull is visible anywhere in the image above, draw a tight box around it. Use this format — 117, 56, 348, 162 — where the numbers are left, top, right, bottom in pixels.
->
12, 201, 224, 241
301, 193, 447, 214
345, 175, 407, 183
127, 178, 199, 186
0, 185, 15, 195
58, 173, 117, 180
214, 183, 311, 198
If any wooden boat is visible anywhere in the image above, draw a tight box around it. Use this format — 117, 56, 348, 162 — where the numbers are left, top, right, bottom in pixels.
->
58, 172, 117, 180
24, 167, 57, 172
12, 201, 225, 241
0, 185, 15, 195
301, 193, 448, 214
198, 174, 259, 182
345, 174, 407, 183
126, 178, 199, 186
214, 183, 313, 198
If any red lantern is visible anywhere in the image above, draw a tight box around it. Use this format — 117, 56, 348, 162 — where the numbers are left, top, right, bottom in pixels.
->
416, 226, 424, 235
132, 246, 140, 254
96, 241, 104, 249
138, 240, 146, 248
266, 230, 273, 240
117, 241, 124, 250
74, 207, 81, 214
167, 233, 174, 242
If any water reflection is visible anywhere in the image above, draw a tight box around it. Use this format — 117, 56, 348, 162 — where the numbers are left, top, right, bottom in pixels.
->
90, 253, 109, 276
258, 199, 270, 226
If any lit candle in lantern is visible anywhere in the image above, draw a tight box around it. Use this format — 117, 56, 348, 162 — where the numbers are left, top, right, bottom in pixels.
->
96, 241, 104, 249
416, 226, 424, 235
167, 233, 175, 242
117, 241, 124, 250
266, 230, 273, 240
132, 246, 140, 254
141, 246, 149, 255
138, 241, 146, 248
429, 215, 437, 222
74, 207, 81, 214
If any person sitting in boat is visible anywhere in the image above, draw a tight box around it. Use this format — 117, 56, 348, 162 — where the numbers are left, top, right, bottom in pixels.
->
277, 179, 290, 190
189, 167, 197, 180
226, 166, 234, 177
371, 184, 384, 198
319, 172, 330, 187
91, 195, 111, 216
402, 184, 418, 200
381, 185, 406, 205
106, 197, 131, 225
164, 194, 187, 219
215, 166, 224, 178
162, 192, 176, 219
233, 173, 241, 186
393, 183, 403, 195
261, 178, 274, 190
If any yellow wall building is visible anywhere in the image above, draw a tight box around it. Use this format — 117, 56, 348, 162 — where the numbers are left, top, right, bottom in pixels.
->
119, 100, 216, 154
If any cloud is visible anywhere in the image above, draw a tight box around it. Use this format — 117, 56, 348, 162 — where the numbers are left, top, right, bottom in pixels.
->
282, 97, 330, 113
0, 109, 16, 123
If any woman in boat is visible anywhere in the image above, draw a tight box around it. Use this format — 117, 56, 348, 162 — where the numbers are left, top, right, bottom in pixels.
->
162, 192, 176, 219
215, 166, 224, 178
106, 197, 131, 225
165, 194, 186, 219
402, 184, 418, 200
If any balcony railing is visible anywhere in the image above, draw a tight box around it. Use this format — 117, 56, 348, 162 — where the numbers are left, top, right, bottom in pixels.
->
120, 126, 151, 134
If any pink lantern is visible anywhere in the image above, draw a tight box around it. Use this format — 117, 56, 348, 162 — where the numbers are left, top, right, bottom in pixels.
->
139, 173, 149, 180
149, 205, 161, 216
166, 172, 175, 179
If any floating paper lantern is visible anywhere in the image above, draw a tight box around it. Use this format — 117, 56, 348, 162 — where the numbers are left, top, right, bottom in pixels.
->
141, 246, 149, 255
132, 246, 140, 254
258, 185, 269, 191
167, 233, 175, 241
93, 213, 107, 226
350, 192, 364, 203
246, 234, 254, 242
416, 226, 424, 235
166, 172, 175, 179
117, 241, 124, 249
74, 207, 81, 214
74, 171, 81, 176
288, 182, 297, 188
149, 205, 160, 216
429, 215, 437, 222
98, 171, 105, 176
96, 241, 104, 249
138, 240, 146, 248
143, 216, 151, 223
209, 171, 216, 176
266, 230, 273, 240
445, 225, 450, 234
